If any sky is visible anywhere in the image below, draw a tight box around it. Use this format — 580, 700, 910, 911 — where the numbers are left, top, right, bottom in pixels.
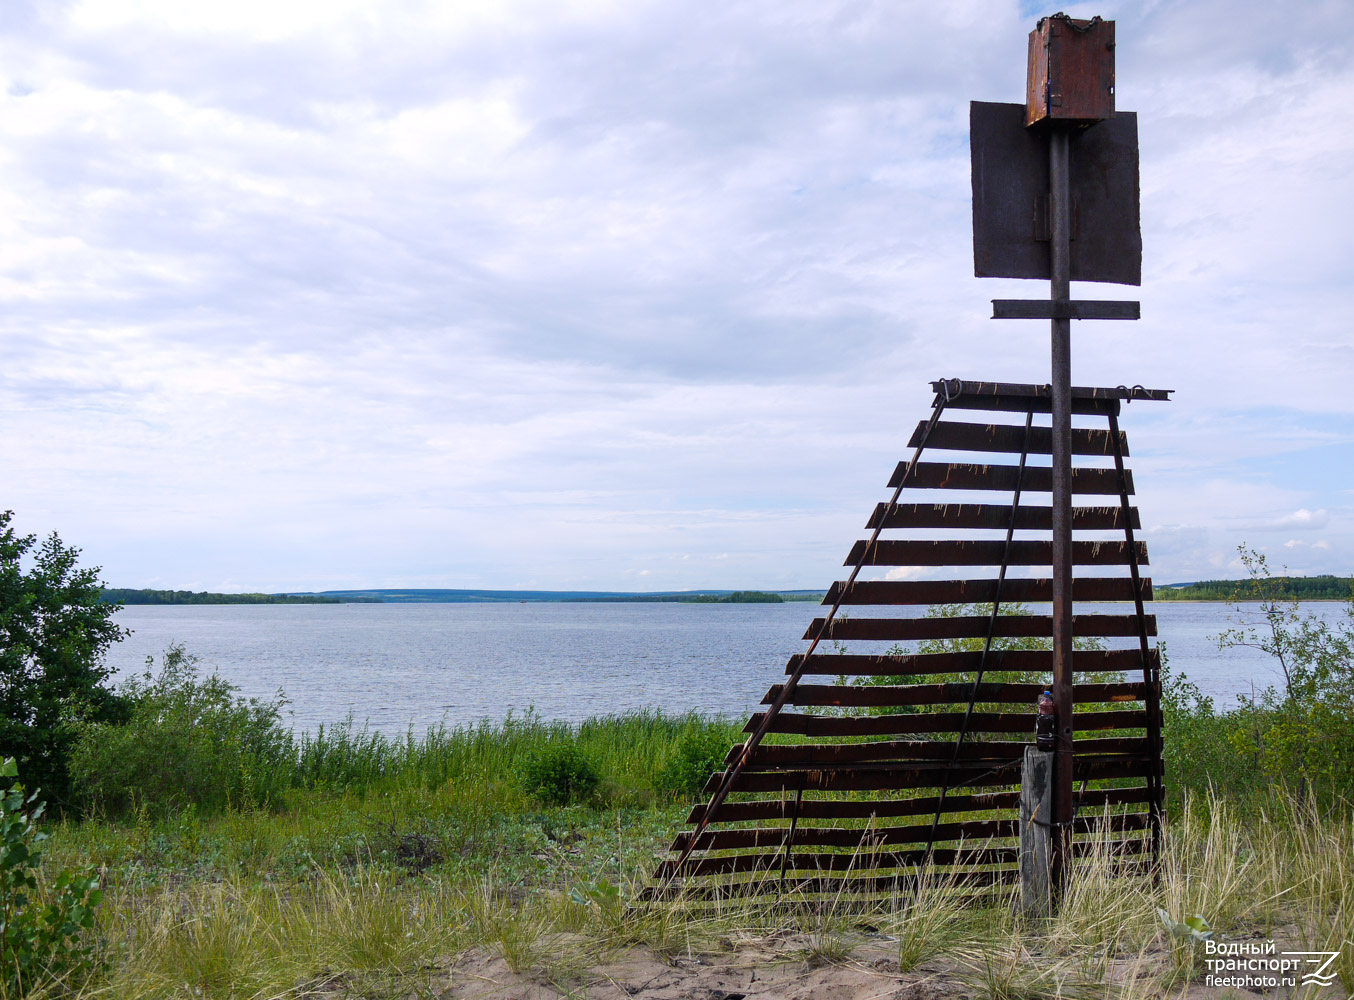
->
1, 0, 1352, 593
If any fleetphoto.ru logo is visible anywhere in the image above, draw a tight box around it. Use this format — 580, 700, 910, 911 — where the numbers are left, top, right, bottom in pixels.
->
1286, 950, 1342, 989
1203, 940, 1343, 991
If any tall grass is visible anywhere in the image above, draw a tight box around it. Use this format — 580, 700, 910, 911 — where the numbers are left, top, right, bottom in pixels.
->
292, 708, 739, 800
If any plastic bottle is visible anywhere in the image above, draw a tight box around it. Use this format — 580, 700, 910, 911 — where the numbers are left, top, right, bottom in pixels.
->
1036, 689, 1056, 750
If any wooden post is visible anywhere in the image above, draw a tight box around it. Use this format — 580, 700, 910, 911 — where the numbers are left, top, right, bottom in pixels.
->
1020, 746, 1054, 918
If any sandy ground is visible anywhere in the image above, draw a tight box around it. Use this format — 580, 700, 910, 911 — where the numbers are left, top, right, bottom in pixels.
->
444, 935, 951, 1000
428, 930, 1347, 1000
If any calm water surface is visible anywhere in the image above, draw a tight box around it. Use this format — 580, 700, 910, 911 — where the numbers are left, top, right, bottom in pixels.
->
103, 602, 1346, 735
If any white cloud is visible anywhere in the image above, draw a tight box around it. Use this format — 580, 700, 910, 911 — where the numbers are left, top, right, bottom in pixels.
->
1, 0, 1352, 589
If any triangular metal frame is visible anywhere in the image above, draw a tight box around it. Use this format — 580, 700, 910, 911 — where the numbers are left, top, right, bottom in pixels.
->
650, 378, 1168, 901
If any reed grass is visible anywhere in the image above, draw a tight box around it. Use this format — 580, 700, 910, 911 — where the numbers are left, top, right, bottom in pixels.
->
23, 712, 1354, 999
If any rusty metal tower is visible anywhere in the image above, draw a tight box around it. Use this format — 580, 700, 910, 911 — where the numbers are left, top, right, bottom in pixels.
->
650, 14, 1168, 905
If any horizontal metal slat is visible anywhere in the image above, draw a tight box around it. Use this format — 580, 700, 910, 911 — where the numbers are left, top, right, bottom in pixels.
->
658, 836, 1151, 879
909, 420, 1127, 456
824, 577, 1153, 605
643, 873, 1015, 902
990, 299, 1141, 321
766, 681, 1146, 709
842, 539, 1148, 567
889, 462, 1131, 494
686, 785, 1155, 824
658, 846, 1022, 879
938, 394, 1121, 416
676, 817, 1019, 852
787, 648, 1159, 676
740, 736, 1150, 767
930, 380, 1171, 403
803, 613, 1157, 642
704, 758, 1159, 795
744, 709, 1152, 736
867, 502, 1140, 531
673, 812, 1152, 852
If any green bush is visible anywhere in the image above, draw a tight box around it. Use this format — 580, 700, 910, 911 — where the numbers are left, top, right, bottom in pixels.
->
1163, 546, 1354, 810
0, 511, 128, 808
518, 741, 600, 806
655, 723, 732, 798
68, 644, 293, 817
0, 758, 102, 994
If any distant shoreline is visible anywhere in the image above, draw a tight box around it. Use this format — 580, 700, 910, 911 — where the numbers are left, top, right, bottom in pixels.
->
102, 582, 1351, 606
103, 587, 826, 605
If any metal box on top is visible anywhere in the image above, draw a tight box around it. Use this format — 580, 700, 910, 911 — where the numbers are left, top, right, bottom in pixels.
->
1026, 14, 1115, 126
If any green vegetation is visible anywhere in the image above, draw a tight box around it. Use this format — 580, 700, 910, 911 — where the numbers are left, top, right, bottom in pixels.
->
570, 590, 787, 603
654, 723, 732, 796
0, 611, 1333, 997
1157, 573, 1353, 600
518, 742, 602, 806
0, 758, 102, 994
99, 589, 369, 605
0, 511, 127, 807
1162, 545, 1354, 808
68, 644, 294, 817
2, 513, 1349, 996
28, 704, 1354, 999
287, 588, 822, 603
678, 590, 784, 603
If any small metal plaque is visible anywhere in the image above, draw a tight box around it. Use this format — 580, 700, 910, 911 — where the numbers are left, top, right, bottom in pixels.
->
991, 299, 1140, 320
971, 101, 1141, 286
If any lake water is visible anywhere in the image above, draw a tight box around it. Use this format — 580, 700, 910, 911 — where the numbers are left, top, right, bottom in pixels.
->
102, 601, 1348, 736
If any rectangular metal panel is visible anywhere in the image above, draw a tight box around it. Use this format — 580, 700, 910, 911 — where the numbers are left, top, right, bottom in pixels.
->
970, 101, 1141, 285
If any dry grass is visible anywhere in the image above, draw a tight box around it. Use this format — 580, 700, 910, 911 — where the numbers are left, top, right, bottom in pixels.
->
14, 789, 1348, 998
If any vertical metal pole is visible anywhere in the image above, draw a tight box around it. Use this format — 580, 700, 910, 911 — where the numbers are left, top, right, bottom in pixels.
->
1048, 126, 1075, 892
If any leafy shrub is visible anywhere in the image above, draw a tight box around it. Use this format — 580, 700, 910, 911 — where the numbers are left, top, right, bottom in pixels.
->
518, 741, 600, 806
68, 643, 293, 817
1164, 546, 1354, 809
0, 758, 102, 993
0, 511, 128, 807
656, 723, 732, 798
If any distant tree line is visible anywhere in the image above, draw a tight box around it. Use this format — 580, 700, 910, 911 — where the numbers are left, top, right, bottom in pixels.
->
687, 591, 784, 603
1157, 575, 1353, 601
569, 590, 789, 604
99, 589, 375, 605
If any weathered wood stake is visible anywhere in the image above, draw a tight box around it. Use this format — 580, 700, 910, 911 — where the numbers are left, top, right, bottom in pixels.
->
1020, 746, 1054, 917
